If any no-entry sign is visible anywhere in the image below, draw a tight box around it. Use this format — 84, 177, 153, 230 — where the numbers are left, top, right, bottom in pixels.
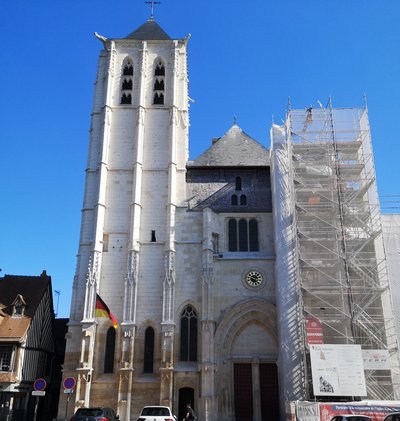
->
33, 378, 46, 392
63, 377, 76, 390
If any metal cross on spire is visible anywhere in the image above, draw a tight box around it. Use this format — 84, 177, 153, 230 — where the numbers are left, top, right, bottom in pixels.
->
145, 0, 161, 20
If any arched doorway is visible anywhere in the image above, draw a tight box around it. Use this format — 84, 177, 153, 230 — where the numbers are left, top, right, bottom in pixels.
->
178, 388, 195, 421
214, 299, 279, 421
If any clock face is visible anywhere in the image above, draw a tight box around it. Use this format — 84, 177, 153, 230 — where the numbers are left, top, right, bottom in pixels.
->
245, 270, 263, 287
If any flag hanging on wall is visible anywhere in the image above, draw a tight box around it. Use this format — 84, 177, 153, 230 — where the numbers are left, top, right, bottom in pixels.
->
95, 294, 118, 329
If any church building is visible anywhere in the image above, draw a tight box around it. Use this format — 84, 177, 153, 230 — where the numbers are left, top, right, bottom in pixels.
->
59, 15, 399, 421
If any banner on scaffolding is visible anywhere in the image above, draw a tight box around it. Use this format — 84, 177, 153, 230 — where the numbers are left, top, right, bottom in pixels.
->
310, 344, 367, 397
362, 349, 391, 370
319, 403, 400, 421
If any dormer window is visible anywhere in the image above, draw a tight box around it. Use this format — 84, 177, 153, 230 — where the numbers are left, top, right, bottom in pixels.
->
12, 294, 26, 318
235, 177, 242, 191
153, 59, 165, 105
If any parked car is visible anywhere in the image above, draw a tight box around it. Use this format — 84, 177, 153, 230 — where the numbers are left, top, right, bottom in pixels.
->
330, 416, 372, 421
137, 406, 177, 421
383, 413, 400, 421
70, 407, 119, 421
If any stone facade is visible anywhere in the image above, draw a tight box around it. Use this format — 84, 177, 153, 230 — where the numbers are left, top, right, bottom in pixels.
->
59, 18, 280, 421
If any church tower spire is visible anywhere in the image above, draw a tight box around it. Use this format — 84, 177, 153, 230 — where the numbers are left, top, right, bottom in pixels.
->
60, 18, 190, 421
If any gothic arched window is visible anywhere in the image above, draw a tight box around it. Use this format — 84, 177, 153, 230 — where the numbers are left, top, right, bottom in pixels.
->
249, 218, 259, 251
228, 219, 238, 251
104, 327, 116, 373
180, 306, 197, 361
153, 59, 165, 105
238, 219, 248, 251
143, 327, 155, 373
120, 58, 133, 105
228, 218, 259, 252
231, 194, 238, 205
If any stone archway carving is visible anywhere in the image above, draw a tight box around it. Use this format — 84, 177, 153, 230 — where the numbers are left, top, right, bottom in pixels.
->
214, 298, 278, 420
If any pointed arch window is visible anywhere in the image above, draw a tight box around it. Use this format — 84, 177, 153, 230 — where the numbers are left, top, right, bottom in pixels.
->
228, 218, 259, 252
180, 306, 197, 361
153, 59, 165, 105
104, 327, 116, 373
143, 326, 155, 373
120, 58, 133, 105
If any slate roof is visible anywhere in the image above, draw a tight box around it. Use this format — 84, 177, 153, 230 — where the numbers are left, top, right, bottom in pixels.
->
125, 18, 172, 40
0, 271, 51, 342
189, 124, 269, 167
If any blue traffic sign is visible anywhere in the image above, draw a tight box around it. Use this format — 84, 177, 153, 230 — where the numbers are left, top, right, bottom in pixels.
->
33, 378, 46, 392
63, 377, 76, 390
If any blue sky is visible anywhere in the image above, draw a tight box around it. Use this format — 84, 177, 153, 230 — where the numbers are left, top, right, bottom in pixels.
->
1, 0, 399, 318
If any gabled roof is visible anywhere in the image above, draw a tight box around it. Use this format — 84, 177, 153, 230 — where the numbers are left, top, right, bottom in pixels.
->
189, 124, 269, 167
125, 18, 172, 40
0, 271, 52, 341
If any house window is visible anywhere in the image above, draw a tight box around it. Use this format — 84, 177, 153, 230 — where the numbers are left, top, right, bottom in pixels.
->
0, 345, 13, 371
104, 327, 116, 373
153, 59, 165, 105
143, 327, 154, 373
240, 195, 247, 206
120, 58, 133, 105
212, 233, 219, 254
231, 195, 238, 205
228, 218, 259, 252
180, 306, 197, 361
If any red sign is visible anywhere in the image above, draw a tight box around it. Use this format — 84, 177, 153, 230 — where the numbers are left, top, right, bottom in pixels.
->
305, 316, 324, 344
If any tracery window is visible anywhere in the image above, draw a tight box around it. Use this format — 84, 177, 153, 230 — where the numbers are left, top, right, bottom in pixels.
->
143, 326, 155, 373
120, 58, 133, 105
104, 327, 116, 373
180, 305, 197, 361
228, 218, 259, 252
153, 59, 165, 105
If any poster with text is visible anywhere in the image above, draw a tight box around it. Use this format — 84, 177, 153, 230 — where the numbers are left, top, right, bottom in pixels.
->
310, 344, 367, 396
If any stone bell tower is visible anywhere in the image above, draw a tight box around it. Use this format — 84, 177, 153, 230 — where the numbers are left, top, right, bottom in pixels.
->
59, 16, 190, 421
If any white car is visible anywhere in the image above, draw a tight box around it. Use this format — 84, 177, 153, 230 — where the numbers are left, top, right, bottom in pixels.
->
137, 406, 177, 421
383, 413, 400, 421
330, 416, 372, 421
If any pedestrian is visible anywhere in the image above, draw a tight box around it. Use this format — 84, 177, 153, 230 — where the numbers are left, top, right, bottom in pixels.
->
183, 402, 196, 421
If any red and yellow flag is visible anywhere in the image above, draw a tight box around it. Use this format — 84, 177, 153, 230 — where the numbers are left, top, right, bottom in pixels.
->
95, 294, 118, 329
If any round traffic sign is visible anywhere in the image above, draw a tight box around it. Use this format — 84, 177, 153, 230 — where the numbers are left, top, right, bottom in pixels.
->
63, 377, 76, 390
33, 378, 46, 391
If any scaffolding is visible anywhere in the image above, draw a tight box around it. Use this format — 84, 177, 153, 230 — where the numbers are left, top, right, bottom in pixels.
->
285, 102, 399, 399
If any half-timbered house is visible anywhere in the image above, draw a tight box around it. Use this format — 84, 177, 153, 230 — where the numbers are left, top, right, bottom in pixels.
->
0, 271, 59, 421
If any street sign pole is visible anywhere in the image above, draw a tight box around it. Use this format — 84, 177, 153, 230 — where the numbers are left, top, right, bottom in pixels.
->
33, 396, 40, 421
62, 377, 76, 420
64, 394, 70, 421
32, 377, 47, 421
